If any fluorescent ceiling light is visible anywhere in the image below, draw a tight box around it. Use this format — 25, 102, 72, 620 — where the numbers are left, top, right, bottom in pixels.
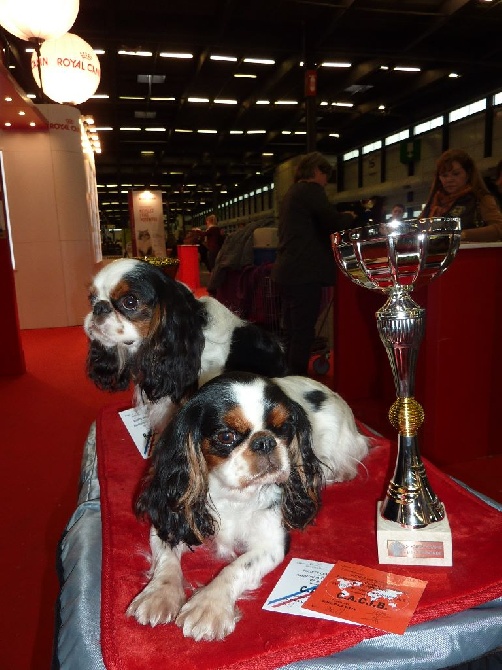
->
214, 99, 238, 105
275, 100, 298, 105
90, 94, 109, 99
332, 101, 353, 107
210, 55, 237, 62
174, 129, 193, 133
393, 66, 421, 72
243, 58, 275, 65
246, 129, 266, 134
151, 97, 176, 101
329, 133, 340, 138
118, 50, 152, 57
187, 97, 209, 103
230, 130, 244, 134
197, 129, 218, 133
256, 100, 270, 105
234, 73, 256, 78
145, 127, 166, 132
120, 96, 145, 100
321, 61, 351, 68
159, 52, 193, 59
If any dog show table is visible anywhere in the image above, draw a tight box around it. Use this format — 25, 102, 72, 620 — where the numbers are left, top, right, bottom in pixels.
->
332, 242, 502, 470
53, 403, 502, 670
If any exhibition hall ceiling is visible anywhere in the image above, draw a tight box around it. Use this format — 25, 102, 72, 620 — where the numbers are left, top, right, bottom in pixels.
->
2, 0, 502, 225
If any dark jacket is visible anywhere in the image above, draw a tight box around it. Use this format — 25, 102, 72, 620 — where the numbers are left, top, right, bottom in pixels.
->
272, 181, 353, 285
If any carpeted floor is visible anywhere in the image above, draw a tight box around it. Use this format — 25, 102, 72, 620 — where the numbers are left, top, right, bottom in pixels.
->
0, 326, 131, 670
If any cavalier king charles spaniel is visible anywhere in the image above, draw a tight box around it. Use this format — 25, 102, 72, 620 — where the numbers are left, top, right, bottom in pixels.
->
84, 258, 288, 439
127, 371, 369, 641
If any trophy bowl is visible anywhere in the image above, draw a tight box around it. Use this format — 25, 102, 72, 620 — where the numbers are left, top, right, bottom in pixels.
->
333, 217, 461, 292
333, 217, 461, 565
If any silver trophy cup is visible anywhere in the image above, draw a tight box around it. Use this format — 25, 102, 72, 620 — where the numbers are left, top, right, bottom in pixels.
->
333, 218, 461, 564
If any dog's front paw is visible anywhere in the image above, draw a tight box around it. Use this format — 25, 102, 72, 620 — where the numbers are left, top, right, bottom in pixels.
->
126, 581, 186, 626
176, 589, 241, 641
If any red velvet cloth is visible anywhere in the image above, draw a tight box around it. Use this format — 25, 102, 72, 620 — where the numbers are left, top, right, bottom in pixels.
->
97, 403, 502, 670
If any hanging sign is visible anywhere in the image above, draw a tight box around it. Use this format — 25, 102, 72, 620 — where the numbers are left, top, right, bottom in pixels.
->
305, 70, 317, 97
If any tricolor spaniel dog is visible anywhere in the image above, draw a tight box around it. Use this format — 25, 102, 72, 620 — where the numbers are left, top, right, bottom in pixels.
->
84, 258, 288, 440
127, 371, 369, 641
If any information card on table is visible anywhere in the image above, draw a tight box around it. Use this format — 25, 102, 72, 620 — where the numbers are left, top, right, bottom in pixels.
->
302, 561, 427, 634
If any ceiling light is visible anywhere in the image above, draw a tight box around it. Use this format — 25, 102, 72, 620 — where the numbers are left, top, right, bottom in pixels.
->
321, 61, 351, 68
197, 129, 218, 134
275, 100, 298, 105
246, 130, 266, 134
329, 133, 340, 138
234, 73, 256, 79
118, 50, 152, 57
174, 128, 192, 133
159, 52, 193, 59
151, 97, 175, 101
90, 94, 109, 99
393, 66, 421, 72
214, 99, 237, 105
449, 72, 460, 78
230, 130, 244, 134
145, 127, 166, 132
187, 97, 209, 103
210, 55, 237, 62
256, 100, 270, 105
243, 58, 275, 65
332, 101, 353, 107
120, 96, 145, 100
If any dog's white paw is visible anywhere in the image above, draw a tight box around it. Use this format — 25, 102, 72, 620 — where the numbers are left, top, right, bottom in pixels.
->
176, 589, 241, 641
126, 582, 186, 626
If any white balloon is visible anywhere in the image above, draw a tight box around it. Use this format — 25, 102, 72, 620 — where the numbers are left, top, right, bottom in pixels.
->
31, 33, 101, 105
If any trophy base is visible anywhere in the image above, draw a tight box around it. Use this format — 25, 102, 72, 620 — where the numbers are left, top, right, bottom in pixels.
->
377, 502, 452, 567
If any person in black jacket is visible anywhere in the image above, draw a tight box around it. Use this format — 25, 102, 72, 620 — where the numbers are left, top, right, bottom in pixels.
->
272, 152, 355, 375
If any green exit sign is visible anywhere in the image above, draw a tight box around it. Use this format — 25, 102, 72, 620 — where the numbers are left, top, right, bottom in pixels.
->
400, 139, 421, 164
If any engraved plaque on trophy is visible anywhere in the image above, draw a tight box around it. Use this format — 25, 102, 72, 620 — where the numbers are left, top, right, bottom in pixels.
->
333, 218, 461, 566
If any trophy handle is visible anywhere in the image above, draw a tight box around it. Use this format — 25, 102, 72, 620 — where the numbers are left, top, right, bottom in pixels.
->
377, 287, 445, 528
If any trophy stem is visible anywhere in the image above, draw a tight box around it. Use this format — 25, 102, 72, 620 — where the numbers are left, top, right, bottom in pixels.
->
376, 287, 445, 528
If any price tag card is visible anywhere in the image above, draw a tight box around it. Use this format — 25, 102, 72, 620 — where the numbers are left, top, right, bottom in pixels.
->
302, 561, 427, 634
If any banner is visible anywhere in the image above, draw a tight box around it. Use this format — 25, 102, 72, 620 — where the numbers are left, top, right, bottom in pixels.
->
129, 190, 166, 257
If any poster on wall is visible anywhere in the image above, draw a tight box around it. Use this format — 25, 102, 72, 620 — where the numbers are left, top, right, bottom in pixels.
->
128, 190, 166, 257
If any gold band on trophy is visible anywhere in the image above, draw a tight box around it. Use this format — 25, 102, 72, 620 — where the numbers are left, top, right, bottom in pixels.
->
388, 397, 424, 436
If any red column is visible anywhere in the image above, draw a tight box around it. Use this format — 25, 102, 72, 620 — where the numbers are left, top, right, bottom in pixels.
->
177, 245, 200, 291
0, 237, 25, 375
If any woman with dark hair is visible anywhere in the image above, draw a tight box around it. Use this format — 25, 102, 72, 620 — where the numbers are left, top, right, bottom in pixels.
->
421, 149, 502, 242
272, 151, 355, 375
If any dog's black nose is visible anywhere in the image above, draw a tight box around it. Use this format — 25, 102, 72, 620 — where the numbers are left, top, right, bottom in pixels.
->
93, 300, 113, 317
251, 434, 277, 454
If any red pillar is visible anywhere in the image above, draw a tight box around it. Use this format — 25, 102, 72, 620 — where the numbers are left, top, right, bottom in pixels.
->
177, 245, 200, 291
0, 237, 25, 375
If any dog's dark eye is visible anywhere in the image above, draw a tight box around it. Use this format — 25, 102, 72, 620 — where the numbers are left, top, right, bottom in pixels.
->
88, 293, 97, 306
274, 420, 295, 440
120, 294, 139, 311
214, 430, 238, 446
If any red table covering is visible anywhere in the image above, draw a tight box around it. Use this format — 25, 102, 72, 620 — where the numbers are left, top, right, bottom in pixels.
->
97, 403, 502, 670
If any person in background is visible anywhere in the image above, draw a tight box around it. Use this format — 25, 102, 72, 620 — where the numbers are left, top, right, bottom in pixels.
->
203, 213, 224, 271
272, 151, 356, 375
421, 149, 502, 242
390, 203, 406, 220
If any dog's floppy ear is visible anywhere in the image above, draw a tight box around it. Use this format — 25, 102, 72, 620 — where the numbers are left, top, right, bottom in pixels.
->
86, 340, 132, 392
281, 398, 324, 530
135, 400, 215, 547
134, 279, 207, 404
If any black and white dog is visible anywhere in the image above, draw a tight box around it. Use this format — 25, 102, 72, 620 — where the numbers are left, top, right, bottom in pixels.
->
84, 258, 288, 437
127, 372, 369, 641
